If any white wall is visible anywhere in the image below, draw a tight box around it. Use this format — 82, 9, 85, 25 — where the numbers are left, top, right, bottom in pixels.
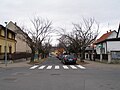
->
118, 31, 120, 38
107, 41, 120, 52
96, 42, 106, 54
96, 44, 100, 54
16, 34, 31, 53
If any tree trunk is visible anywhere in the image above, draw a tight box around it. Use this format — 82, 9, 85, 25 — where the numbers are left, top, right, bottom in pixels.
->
80, 53, 84, 62
80, 49, 85, 62
30, 47, 35, 62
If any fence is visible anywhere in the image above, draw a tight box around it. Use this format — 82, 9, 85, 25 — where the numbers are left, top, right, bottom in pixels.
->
111, 51, 120, 60
95, 54, 108, 60
11, 52, 31, 60
0, 52, 31, 60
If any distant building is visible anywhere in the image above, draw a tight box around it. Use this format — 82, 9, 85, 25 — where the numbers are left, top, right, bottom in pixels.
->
0, 24, 16, 59
7, 21, 31, 53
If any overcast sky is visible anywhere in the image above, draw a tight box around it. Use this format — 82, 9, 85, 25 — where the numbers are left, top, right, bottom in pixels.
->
0, 0, 120, 45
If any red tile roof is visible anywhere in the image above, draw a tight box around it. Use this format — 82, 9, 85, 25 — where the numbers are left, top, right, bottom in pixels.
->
96, 30, 114, 43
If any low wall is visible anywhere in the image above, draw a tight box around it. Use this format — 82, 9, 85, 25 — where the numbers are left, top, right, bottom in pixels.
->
0, 52, 31, 60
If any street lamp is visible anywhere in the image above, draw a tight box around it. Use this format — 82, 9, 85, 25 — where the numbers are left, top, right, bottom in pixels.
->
5, 22, 7, 67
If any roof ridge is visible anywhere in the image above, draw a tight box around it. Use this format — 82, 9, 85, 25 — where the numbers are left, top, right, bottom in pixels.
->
96, 30, 115, 43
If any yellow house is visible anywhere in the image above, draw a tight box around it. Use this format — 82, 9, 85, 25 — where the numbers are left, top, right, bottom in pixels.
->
0, 24, 16, 59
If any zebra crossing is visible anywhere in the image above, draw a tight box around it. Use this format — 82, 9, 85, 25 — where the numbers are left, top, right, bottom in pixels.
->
29, 65, 86, 70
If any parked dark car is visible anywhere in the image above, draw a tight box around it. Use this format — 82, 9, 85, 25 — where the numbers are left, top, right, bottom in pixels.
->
61, 55, 77, 64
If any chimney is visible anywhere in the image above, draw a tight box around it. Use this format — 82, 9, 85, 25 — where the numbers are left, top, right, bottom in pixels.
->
107, 31, 108, 33
109, 30, 111, 32
15, 22, 17, 26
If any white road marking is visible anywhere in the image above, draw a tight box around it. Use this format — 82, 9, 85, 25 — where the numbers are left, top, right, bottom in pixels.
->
46, 65, 52, 69
30, 65, 86, 70
70, 65, 77, 69
38, 65, 46, 69
63, 65, 69, 69
30, 65, 39, 69
55, 65, 60, 69
76, 65, 86, 69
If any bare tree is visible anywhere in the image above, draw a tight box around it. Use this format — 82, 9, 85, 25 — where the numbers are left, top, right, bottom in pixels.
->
57, 18, 99, 62
41, 37, 52, 58
58, 35, 70, 52
72, 18, 99, 61
20, 17, 53, 62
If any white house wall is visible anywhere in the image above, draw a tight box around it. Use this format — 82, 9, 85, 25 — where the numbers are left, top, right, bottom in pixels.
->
96, 42, 106, 54
118, 31, 120, 38
96, 45, 100, 54
107, 41, 120, 52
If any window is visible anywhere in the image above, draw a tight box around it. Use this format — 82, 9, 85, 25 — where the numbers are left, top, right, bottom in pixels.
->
9, 32, 12, 38
12, 34, 15, 39
101, 48, 105, 54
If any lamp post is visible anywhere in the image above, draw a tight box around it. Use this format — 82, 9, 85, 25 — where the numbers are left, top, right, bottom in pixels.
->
5, 22, 7, 67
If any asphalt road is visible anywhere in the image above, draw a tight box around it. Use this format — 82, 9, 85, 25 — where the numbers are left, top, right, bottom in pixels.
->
0, 56, 120, 90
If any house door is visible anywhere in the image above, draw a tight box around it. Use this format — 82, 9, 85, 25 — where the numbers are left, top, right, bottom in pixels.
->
9, 46, 12, 54
89, 53, 92, 60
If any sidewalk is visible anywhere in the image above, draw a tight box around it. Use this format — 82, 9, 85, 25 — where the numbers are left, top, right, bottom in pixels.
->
83, 60, 120, 68
0, 59, 31, 68
76, 58, 120, 68
0, 58, 47, 68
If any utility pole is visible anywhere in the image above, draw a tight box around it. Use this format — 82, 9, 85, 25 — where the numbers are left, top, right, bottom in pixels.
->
5, 22, 7, 67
